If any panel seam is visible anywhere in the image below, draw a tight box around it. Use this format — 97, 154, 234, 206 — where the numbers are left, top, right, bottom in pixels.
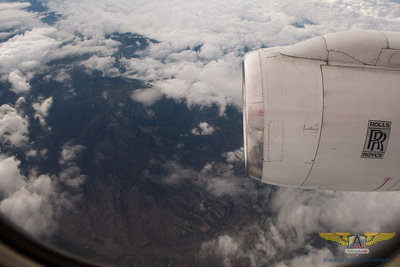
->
299, 64, 325, 187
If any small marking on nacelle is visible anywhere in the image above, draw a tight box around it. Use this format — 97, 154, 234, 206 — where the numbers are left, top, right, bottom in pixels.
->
374, 177, 392, 191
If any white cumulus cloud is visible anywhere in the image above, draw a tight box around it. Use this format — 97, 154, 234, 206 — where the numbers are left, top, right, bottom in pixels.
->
81, 55, 119, 76
0, 156, 57, 237
0, 104, 28, 147
32, 96, 53, 127
0, 156, 25, 198
161, 160, 244, 197
223, 147, 244, 163
131, 87, 163, 106
8, 69, 30, 94
0, 27, 60, 72
0, 2, 43, 41
59, 143, 85, 166
59, 143, 87, 189
191, 122, 215, 136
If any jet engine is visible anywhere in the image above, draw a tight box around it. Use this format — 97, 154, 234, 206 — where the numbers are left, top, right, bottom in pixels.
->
243, 30, 400, 191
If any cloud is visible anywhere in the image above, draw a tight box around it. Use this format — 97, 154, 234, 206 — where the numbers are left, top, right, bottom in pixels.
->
0, 99, 56, 237
271, 188, 400, 238
160, 160, 244, 197
0, 156, 25, 198
157, 146, 263, 199
0, 104, 29, 147
51, 69, 71, 82
48, 36, 118, 62
130, 87, 163, 106
59, 143, 87, 189
59, 143, 85, 166
32, 96, 53, 127
0, 2, 31, 11
199, 235, 240, 267
0, 27, 60, 73
275, 248, 337, 267
223, 147, 244, 164
8, 69, 30, 94
0, 174, 58, 237
59, 166, 86, 188
0, 156, 57, 237
81, 55, 119, 76
0, 4, 119, 94
0, 2, 42, 40
123, 52, 242, 114
0, 26, 60, 94
191, 122, 215, 136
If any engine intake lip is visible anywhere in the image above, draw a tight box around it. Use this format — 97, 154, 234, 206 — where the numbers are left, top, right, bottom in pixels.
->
243, 51, 264, 181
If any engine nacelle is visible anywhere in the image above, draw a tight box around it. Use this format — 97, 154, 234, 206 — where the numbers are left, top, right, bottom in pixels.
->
243, 30, 400, 191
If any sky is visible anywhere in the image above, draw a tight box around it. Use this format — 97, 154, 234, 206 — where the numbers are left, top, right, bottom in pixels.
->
1, 0, 400, 266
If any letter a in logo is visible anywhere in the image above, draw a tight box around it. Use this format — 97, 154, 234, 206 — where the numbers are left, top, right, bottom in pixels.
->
349, 234, 365, 248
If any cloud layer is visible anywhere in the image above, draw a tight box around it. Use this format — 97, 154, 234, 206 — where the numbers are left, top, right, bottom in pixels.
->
198, 187, 400, 266
44, 0, 400, 113
3, 0, 400, 111
158, 148, 400, 266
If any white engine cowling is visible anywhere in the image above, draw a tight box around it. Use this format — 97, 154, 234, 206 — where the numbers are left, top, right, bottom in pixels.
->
243, 30, 400, 191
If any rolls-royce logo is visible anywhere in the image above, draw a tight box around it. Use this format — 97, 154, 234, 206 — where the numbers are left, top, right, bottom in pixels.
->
367, 130, 387, 151
361, 120, 391, 159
